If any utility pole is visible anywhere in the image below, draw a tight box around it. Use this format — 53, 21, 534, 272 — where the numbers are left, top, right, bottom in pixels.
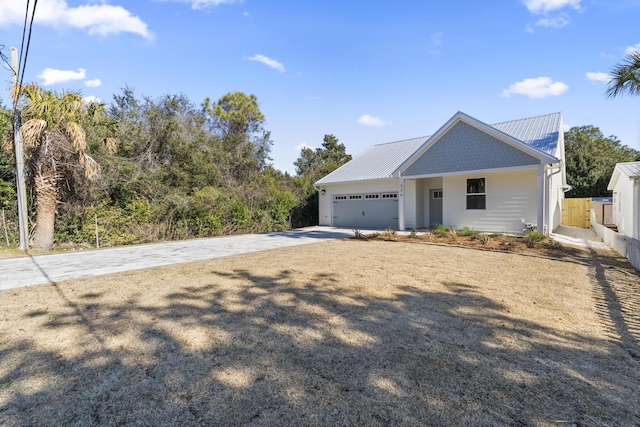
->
11, 47, 29, 250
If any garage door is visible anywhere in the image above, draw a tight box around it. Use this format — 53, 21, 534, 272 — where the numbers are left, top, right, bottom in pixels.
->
333, 193, 399, 229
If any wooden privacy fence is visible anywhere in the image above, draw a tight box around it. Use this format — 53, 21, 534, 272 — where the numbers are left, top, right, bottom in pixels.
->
562, 198, 592, 228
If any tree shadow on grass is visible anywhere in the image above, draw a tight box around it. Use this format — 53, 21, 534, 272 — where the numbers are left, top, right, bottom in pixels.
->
1, 258, 639, 426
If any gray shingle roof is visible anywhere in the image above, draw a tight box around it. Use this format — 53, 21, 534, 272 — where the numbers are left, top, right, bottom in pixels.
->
316, 112, 562, 185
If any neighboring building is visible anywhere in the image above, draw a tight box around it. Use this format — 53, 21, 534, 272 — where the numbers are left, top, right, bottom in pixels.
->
608, 161, 640, 239
591, 197, 613, 227
315, 111, 568, 235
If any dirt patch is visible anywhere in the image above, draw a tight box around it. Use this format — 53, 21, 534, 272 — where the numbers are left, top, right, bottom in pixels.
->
0, 240, 638, 426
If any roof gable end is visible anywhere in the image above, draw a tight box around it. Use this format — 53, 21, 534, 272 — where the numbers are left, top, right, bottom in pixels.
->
396, 112, 559, 177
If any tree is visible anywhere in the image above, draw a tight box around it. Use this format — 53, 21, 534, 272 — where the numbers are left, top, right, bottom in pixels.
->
9, 84, 113, 250
202, 92, 271, 178
606, 51, 640, 98
564, 125, 640, 197
292, 134, 352, 227
294, 134, 351, 181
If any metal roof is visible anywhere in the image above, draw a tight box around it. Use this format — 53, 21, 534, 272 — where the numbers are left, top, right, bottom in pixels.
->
492, 112, 561, 157
316, 112, 562, 185
616, 161, 640, 178
315, 136, 428, 185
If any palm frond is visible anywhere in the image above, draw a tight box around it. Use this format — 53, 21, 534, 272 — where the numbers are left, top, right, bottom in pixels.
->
606, 51, 640, 98
21, 119, 47, 148
82, 154, 101, 179
105, 137, 119, 155
65, 121, 87, 153
2, 134, 14, 153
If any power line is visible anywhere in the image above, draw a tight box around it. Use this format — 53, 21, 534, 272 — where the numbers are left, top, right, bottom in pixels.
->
19, 0, 38, 90
14, 0, 30, 110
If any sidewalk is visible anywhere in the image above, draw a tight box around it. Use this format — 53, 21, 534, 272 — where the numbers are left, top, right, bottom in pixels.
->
0, 227, 354, 291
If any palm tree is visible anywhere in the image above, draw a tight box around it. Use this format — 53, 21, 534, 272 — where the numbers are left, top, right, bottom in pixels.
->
606, 51, 640, 98
6, 84, 111, 250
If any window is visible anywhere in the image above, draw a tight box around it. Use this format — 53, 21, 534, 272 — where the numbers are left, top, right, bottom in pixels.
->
334, 195, 347, 201
349, 195, 362, 200
381, 193, 398, 199
365, 194, 379, 200
466, 178, 485, 210
432, 190, 442, 199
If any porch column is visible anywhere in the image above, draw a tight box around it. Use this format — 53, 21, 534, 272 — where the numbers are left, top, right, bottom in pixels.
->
537, 166, 545, 234
399, 178, 405, 231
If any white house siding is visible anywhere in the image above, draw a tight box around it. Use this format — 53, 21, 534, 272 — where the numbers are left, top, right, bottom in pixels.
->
443, 169, 538, 234
548, 168, 564, 232
404, 180, 417, 229
612, 175, 636, 238
415, 179, 426, 228
317, 179, 398, 226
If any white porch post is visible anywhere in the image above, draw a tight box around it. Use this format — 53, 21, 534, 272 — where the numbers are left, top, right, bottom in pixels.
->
537, 166, 545, 234
399, 178, 405, 230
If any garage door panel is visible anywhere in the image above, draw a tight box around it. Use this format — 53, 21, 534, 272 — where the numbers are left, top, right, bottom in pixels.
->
333, 194, 398, 229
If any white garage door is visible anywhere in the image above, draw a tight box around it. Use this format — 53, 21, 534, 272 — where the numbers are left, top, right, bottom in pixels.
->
332, 193, 399, 229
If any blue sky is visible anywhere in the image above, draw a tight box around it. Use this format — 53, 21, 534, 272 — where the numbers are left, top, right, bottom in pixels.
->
1, 0, 639, 174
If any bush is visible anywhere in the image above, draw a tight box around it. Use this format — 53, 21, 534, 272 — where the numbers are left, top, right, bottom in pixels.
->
457, 227, 478, 238
475, 234, 490, 245
385, 227, 397, 240
523, 230, 546, 248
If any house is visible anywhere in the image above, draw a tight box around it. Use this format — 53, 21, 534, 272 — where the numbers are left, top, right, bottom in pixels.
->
315, 111, 568, 235
607, 161, 640, 239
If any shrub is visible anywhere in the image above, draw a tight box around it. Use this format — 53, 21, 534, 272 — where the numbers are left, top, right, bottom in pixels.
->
458, 227, 478, 238
385, 227, 397, 240
475, 233, 490, 245
433, 224, 452, 237
410, 229, 419, 239
523, 230, 546, 248
353, 228, 364, 239
447, 228, 458, 241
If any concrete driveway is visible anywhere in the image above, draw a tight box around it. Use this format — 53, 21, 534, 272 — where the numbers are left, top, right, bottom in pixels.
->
0, 227, 354, 291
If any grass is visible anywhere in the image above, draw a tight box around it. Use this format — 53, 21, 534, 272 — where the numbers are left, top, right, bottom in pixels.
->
0, 240, 639, 426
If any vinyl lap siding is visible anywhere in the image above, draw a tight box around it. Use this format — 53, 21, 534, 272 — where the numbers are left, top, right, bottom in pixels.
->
444, 169, 538, 234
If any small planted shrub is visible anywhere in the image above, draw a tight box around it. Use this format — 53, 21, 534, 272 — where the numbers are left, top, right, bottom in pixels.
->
385, 227, 397, 240
458, 227, 478, 238
447, 228, 458, 241
475, 233, 490, 245
488, 232, 505, 238
523, 230, 546, 248
353, 228, 364, 239
433, 224, 451, 237
410, 228, 419, 239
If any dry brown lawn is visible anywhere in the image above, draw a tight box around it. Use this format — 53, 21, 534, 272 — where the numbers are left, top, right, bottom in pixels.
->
1, 239, 639, 426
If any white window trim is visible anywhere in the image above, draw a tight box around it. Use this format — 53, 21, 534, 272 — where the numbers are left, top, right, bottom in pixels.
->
466, 177, 486, 210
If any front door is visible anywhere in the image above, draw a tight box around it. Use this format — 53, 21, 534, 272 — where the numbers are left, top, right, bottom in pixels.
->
430, 189, 443, 226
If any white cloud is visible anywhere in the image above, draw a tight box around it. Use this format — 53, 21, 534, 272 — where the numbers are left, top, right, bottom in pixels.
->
585, 72, 611, 83
165, 0, 244, 9
533, 14, 569, 28
522, 0, 581, 14
38, 67, 86, 85
625, 43, 640, 55
357, 114, 391, 127
0, 0, 153, 40
294, 143, 313, 151
247, 54, 285, 73
500, 77, 568, 98
83, 95, 102, 104
84, 78, 102, 87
